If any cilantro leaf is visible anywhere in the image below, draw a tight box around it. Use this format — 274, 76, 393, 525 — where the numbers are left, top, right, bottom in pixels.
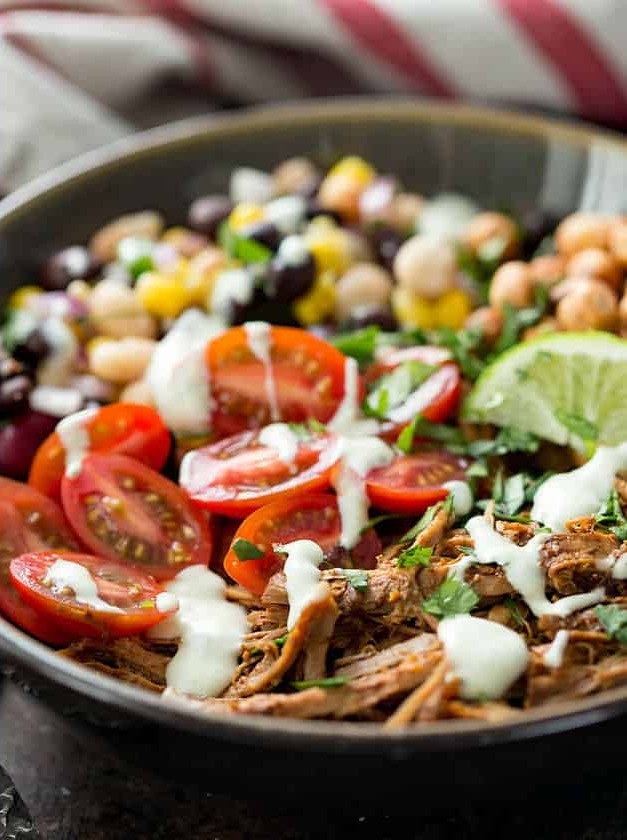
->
429, 326, 486, 381
400, 496, 454, 544
493, 286, 548, 355
504, 597, 525, 627
465, 427, 539, 458
330, 326, 380, 366
292, 676, 349, 690
274, 633, 289, 648
595, 489, 627, 541
595, 605, 627, 645
337, 569, 369, 593
422, 578, 479, 618
396, 545, 433, 569
365, 360, 437, 419
217, 222, 272, 264
232, 538, 265, 561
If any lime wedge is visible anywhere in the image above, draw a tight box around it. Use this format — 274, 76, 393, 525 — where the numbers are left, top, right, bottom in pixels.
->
462, 331, 627, 448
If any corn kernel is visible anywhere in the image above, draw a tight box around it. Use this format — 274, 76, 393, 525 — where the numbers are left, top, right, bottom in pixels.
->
293, 271, 336, 325
328, 156, 376, 186
135, 269, 192, 319
8, 285, 43, 310
228, 203, 264, 232
86, 335, 114, 356
433, 288, 473, 329
391, 287, 436, 329
186, 247, 229, 306
306, 228, 352, 277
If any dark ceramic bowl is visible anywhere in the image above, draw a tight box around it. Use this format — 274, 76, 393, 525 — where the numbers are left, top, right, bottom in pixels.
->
3, 99, 627, 802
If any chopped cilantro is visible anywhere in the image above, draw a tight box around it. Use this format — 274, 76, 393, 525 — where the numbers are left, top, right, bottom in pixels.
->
274, 633, 289, 648
464, 427, 539, 459
504, 598, 525, 627
396, 545, 433, 569
292, 676, 349, 690
232, 538, 265, 561
595, 489, 627, 541
595, 605, 627, 645
429, 326, 486, 381
400, 495, 454, 544
330, 326, 380, 366
217, 222, 272, 264
493, 286, 548, 355
458, 240, 506, 302
365, 360, 437, 419
338, 569, 369, 593
422, 578, 479, 618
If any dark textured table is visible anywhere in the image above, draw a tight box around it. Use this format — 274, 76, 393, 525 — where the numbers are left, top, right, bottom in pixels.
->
3, 673, 627, 840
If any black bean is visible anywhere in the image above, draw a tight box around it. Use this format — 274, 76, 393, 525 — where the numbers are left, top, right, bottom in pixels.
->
304, 199, 342, 224
41, 245, 101, 291
12, 329, 49, 369
344, 306, 398, 332
241, 221, 281, 252
519, 208, 561, 258
369, 226, 404, 272
187, 195, 233, 239
0, 410, 57, 478
228, 287, 296, 327
265, 254, 315, 303
297, 174, 323, 200
0, 375, 32, 416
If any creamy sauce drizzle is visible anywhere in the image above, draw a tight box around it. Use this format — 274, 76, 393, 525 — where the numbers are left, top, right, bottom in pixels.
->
278, 539, 327, 630
244, 321, 280, 422
276, 234, 310, 266
543, 629, 570, 669
442, 480, 473, 517
211, 268, 255, 321
531, 444, 627, 532
148, 565, 247, 698
56, 407, 99, 478
438, 614, 528, 700
453, 517, 606, 617
265, 197, 307, 235
327, 357, 379, 437
333, 436, 394, 550
146, 309, 224, 436
37, 317, 79, 387
258, 422, 300, 463
43, 559, 123, 613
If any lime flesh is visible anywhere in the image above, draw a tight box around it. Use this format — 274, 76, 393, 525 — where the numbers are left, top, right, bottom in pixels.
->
462, 331, 627, 448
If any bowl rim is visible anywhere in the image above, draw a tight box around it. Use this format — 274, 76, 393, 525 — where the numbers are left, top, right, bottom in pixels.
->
3, 96, 627, 752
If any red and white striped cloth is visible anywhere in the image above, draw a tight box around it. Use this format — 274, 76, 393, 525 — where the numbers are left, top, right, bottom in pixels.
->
2, 0, 627, 192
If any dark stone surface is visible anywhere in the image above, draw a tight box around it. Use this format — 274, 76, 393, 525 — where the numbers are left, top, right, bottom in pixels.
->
2, 672, 627, 840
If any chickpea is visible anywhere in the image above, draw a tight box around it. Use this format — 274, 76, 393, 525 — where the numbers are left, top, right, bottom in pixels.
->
555, 278, 618, 331
389, 192, 424, 232
462, 212, 519, 259
393, 234, 457, 300
66, 279, 92, 304
523, 317, 558, 341
464, 306, 503, 344
317, 173, 365, 223
272, 157, 319, 196
608, 217, 627, 268
528, 254, 565, 287
89, 281, 157, 340
161, 227, 208, 259
119, 379, 154, 405
489, 261, 534, 309
554, 212, 611, 256
566, 247, 622, 291
90, 211, 164, 263
89, 337, 156, 385
342, 229, 373, 264
335, 262, 393, 322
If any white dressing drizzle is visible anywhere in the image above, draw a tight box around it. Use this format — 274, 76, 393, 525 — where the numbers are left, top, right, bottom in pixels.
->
543, 629, 570, 669
278, 539, 326, 630
258, 422, 300, 464
43, 559, 123, 614
230, 167, 272, 204
146, 308, 224, 436
438, 615, 528, 700
531, 444, 627, 532
37, 317, 79, 387
265, 196, 307, 235
244, 321, 280, 422
148, 565, 247, 698
276, 234, 310, 267
155, 591, 179, 613
454, 517, 606, 617
442, 480, 473, 517
56, 407, 99, 478
333, 436, 394, 549
612, 553, 627, 580
211, 268, 255, 321
327, 357, 379, 438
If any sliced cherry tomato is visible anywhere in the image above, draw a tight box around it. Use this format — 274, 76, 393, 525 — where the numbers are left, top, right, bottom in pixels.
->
364, 345, 452, 385
61, 453, 212, 580
10, 551, 176, 640
366, 450, 469, 514
29, 403, 171, 502
181, 426, 342, 517
224, 494, 381, 595
207, 326, 349, 437
0, 478, 79, 645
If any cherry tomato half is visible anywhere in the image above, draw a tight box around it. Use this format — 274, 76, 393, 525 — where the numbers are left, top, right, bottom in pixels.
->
366, 450, 469, 514
224, 494, 381, 595
61, 453, 212, 579
206, 326, 348, 437
364, 345, 453, 385
10, 551, 176, 640
0, 479, 79, 644
29, 403, 171, 502
180, 426, 342, 517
